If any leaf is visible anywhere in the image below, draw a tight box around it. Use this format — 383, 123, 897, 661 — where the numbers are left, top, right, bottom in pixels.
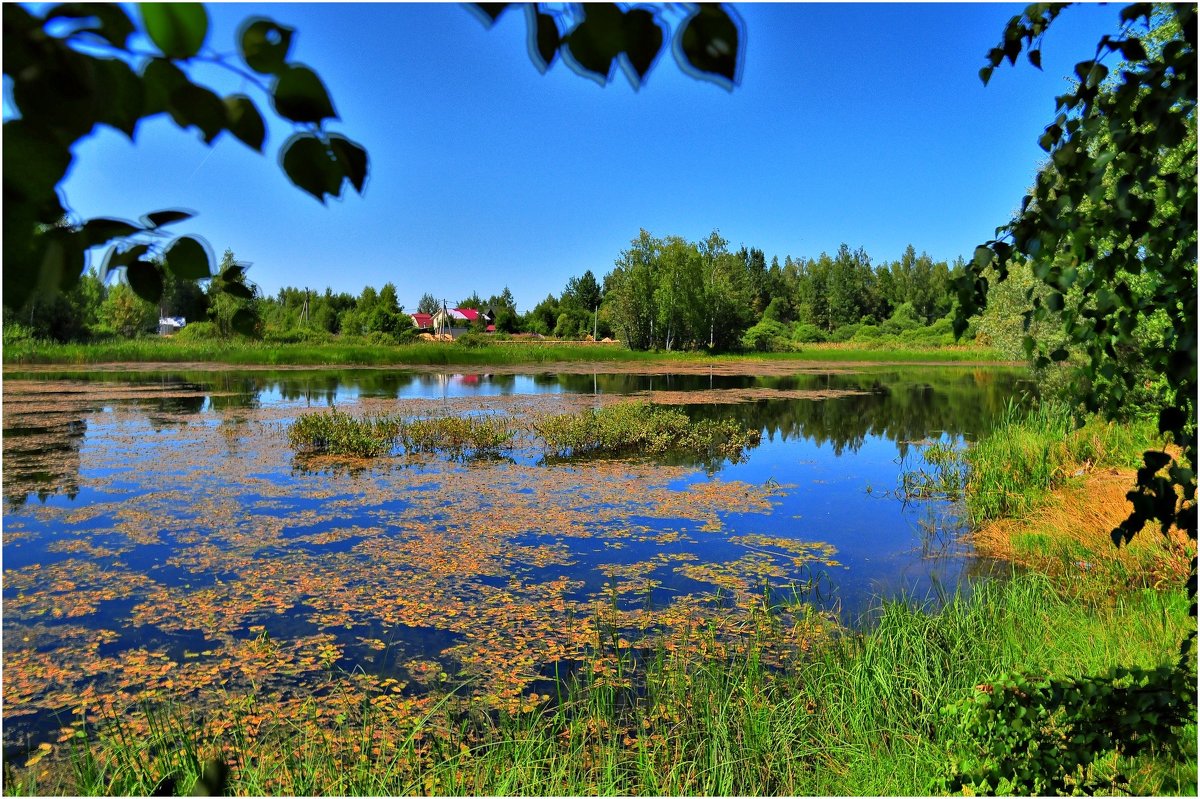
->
472, 4, 510, 25
1027, 49, 1041, 69
1049, 347, 1069, 362
972, 246, 994, 269
139, 3, 208, 59
676, 5, 741, 87
224, 95, 266, 152
141, 58, 189, 116
622, 9, 664, 84
2, 120, 73, 203
565, 5, 624, 83
239, 18, 294, 75
529, 8, 560, 72
93, 58, 145, 138
272, 66, 338, 124
167, 83, 226, 143
45, 3, 135, 48
979, 65, 994, 85
164, 235, 212, 280
142, 209, 195, 228
279, 133, 343, 202
99, 243, 150, 279
126, 259, 163, 303
1119, 3, 1152, 24
81, 217, 142, 247
329, 134, 369, 194
223, 281, 255, 300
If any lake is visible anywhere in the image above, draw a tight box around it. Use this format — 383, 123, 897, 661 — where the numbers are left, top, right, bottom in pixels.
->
1, 363, 1033, 755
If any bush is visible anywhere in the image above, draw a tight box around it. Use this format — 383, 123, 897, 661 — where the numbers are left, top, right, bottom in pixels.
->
175, 321, 221, 341
2, 322, 36, 345
881, 302, 922, 335
827, 323, 859, 343
365, 331, 396, 346
791, 323, 826, 344
851, 324, 883, 341
740, 319, 791, 352
455, 332, 487, 348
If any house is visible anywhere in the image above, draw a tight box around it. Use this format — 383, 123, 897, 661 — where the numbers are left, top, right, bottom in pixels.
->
158, 316, 186, 335
429, 307, 491, 339
410, 312, 434, 331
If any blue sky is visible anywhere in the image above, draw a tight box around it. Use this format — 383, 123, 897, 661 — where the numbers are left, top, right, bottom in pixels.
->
50, 2, 1122, 312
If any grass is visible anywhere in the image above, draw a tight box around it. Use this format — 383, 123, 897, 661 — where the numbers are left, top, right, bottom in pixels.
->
964, 400, 1159, 524
8, 573, 1192, 796
287, 403, 761, 464
2, 336, 1008, 367
533, 403, 761, 461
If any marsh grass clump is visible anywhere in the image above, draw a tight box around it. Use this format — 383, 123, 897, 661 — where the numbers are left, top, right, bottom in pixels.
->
398, 414, 516, 457
287, 409, 403, 457
965, 401, 1157, 523
533, 402, 761, 462
898, 439, 968, 500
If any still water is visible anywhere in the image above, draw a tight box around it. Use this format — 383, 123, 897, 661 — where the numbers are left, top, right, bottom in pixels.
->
2, 364, 1032, 752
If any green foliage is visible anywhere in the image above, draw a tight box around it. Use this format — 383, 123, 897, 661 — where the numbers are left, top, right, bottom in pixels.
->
791, 323, 826, 344
287, 409, 403, 458
454, 332, 487, 348
740, 319, 790, 352
3, 2, 368, 312
966, 401, 1156, 524
957, 4, 1196, 604
398, 415, 516, 458
174, 321, 220, 341
940, 664, 1197, 795
470, 3, 742, 90
99, 281, 156, 337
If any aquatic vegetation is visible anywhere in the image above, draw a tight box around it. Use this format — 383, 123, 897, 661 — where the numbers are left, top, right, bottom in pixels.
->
287, 401, 760, 465
287, 408, 403, 457
533, 401, 761, 461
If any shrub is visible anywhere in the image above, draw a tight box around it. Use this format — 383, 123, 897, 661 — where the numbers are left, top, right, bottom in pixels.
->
740, 319, 791, 352
827, 323, 859, 343
455, 332, 487, 348
175, 321, 221, 341
851, 323, 883, 341
791, 323, 826, 343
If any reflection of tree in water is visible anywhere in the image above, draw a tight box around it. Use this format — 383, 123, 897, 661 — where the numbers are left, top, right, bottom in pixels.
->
681, 370, 1035, 455
3, 418, 86, 507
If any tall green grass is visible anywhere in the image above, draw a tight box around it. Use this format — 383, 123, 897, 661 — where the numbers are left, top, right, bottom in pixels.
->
965, 401, 1158, 524
13, 574, 1192, 796
3, 337, 1006, 367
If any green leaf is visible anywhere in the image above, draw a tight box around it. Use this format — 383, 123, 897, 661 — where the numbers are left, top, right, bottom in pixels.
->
167, 83, 226, 143
471, 4, 510, 25
622, 8, 664, 84
140, 3, 207, 59
99, 243, 150, 280
141, 58, 188, 116
1027, 49, 1041, 70
973, 245, 994, 269
329, 134, 369, 194
1050, 347, 1069, 362
142, 210, 195, 228
530, 8, 560, 72
979, 65, 994, 85
239, 18, 294, 75
565, 4, 624, 83
279, 133, 342, 202
222, 281, 255, 301
81, 217, 142, 247
126, 259, 163, 303
45, 3, 135, 48
2, 120, 73, 203
272, 66, 337, 124
164, 235, 212, 280
224, 95, 266, 152
676, 5, 740, 87
93, 58, 145, 138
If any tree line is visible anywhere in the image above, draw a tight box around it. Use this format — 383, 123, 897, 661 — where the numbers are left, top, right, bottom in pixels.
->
4, 234, 992, 352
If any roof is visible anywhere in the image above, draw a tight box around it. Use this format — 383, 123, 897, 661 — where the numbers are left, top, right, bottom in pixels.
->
454, 307, 480, 321
411, 313, 433, 327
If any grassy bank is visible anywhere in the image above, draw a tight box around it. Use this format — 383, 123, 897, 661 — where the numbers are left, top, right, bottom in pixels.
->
6, 573, 1192, 797
1, 337, 1006, 367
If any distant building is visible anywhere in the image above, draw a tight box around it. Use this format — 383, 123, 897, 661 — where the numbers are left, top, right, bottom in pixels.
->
410, 312, 434, 331
158, 316, 186, 335
430, 307, 491, 339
